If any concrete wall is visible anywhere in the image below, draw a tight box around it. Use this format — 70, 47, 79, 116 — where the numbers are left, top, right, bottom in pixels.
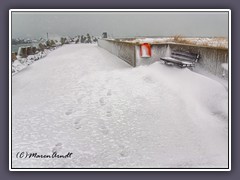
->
166, 44, 228, 78
136, 44, 167, 66
98, 39, 136, 67
98, 39, 229, 80
137, 43, 228, 79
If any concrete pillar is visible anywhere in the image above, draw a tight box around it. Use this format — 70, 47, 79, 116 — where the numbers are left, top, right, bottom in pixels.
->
38, 43, 45, 51
32, 47, 37, 54
11, 52, 17, 61
27, 47, 33, 55
18, 47, 27, 58
21, 47, 27, 57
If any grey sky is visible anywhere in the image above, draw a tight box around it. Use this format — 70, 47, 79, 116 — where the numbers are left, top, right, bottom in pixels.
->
12, 11, 229, 39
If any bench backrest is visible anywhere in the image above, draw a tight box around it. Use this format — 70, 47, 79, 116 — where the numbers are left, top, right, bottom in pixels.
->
171, 51, 200, 62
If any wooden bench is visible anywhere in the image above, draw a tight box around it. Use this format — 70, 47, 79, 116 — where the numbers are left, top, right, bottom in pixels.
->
160, 50, 200, 68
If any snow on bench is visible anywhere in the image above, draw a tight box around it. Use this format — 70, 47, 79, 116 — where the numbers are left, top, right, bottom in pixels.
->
160, 51, 200, 68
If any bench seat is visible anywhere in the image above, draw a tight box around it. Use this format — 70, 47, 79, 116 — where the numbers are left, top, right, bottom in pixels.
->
160, 50, 199, 68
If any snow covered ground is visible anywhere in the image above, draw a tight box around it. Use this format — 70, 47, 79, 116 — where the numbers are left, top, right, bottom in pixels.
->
12, 44, 228, 168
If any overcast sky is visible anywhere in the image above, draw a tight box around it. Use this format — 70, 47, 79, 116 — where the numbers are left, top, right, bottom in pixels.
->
12, 11, 229, 39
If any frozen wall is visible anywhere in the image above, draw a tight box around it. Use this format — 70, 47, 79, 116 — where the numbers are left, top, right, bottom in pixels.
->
98, 39, 136, 67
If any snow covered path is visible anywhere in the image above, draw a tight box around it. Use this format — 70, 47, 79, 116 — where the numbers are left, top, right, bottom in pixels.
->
12, 44, 228, 168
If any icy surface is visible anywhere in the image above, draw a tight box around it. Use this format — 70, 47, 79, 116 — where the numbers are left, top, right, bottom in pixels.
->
12, 44, 228, 168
